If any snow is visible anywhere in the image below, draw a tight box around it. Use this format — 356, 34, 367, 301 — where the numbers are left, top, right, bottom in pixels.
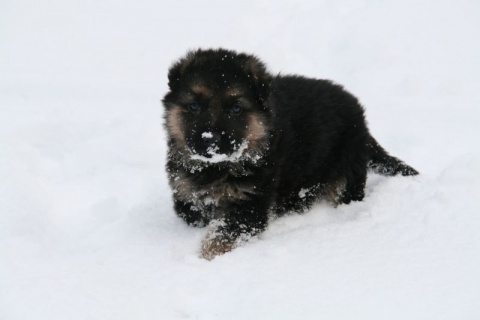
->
190, 140, 249, 163
299, 188, 309, 198
201, 132, 213, 139
1, 0, 480, 319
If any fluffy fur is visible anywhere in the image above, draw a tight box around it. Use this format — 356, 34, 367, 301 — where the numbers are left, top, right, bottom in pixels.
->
162, 48, 418, 260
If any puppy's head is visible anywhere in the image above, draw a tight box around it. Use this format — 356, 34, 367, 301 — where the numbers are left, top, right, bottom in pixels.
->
162, 49, 272, 164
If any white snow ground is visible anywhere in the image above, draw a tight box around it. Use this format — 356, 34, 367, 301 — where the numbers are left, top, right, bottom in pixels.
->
1, 0, 480, 319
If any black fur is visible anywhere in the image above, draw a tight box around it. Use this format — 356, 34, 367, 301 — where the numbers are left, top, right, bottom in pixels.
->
162, 48, 418, 260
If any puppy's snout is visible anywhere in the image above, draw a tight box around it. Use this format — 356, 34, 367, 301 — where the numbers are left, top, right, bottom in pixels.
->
203, 132, 222, 145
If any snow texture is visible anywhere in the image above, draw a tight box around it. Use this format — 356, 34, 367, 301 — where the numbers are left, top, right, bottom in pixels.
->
1, 0, 480, 319
201, 132, 213, 139
190, 140, 249, 163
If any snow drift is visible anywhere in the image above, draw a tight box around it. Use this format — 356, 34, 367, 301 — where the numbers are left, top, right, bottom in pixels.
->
1, 0, 479, 319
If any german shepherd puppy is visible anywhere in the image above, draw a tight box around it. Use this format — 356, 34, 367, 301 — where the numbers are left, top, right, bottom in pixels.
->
162, 48, 418, 260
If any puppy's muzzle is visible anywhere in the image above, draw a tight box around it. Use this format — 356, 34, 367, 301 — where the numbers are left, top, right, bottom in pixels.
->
199, 131, 222, 157
203, 132, 222, 146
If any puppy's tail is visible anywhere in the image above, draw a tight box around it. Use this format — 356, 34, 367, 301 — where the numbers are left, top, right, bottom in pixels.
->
367, 136, 419, 176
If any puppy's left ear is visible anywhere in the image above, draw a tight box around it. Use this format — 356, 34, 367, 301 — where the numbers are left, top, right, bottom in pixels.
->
167, 51, 196, 90
243, 55, 272, 102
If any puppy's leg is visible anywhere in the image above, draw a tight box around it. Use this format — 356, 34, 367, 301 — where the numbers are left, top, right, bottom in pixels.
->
337, 130, 369, 204
201, 198, 269, 260
339, 167, 367, 204
174, 199, 210, 227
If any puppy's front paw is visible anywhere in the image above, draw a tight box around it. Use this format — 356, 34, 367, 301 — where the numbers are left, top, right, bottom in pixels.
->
200, 220, 259, 260
201, 231, 236, 261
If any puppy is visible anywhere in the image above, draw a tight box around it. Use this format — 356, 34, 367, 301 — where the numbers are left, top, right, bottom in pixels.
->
162, 48, 418, 260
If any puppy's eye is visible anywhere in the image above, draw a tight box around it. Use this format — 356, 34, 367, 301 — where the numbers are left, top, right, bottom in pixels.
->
230, 104, 243, 116
188, 103, 201, 114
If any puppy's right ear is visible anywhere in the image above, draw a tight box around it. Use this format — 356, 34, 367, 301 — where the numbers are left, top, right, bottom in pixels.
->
242, 55, 272, 103
167, 51, 196, 89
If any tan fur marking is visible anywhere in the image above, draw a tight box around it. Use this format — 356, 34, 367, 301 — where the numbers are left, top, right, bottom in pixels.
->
207, 181, 254, 203
192, 85, 212, 97
172, 172, 254, 204
171, 173, 194, 202
201, 227, 237, 260
166, 105, 186, 148
247, 113, 267, 142
225, 87, 243, 97
326, 179, 346, 205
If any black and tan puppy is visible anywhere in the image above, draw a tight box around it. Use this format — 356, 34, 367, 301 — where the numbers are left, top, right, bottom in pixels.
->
162, 48, 418, 260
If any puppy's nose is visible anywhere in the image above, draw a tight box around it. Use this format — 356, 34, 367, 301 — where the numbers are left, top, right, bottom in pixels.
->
202, 132, 222, 145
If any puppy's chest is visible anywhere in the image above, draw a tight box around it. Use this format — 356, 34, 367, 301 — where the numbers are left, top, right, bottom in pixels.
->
171, 170, 256, 207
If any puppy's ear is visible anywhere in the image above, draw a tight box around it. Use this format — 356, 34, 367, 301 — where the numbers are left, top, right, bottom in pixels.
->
167, 51, 196, 89
242, 55, 272, 102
